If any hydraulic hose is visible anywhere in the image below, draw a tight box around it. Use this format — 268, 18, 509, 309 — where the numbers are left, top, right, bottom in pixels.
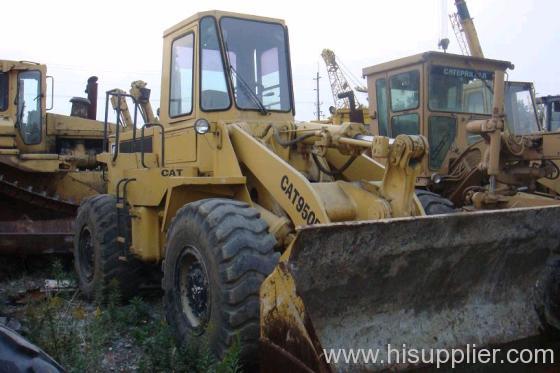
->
311, 152, 357, 176
273, 127, 316, 148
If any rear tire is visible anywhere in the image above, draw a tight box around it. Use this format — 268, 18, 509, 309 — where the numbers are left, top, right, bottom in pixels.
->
73, 194, 143, 300
416, 189, 455, 215
0, 324, 64, 372
163, 198, 278, 364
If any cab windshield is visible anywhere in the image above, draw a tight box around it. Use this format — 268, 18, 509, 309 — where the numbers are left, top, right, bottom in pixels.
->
0, 73, 8, 111
429, 66, 494, 115
220, 17, 292, 112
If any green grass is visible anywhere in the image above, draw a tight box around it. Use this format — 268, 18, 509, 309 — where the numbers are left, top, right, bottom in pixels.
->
21, 261, 243, 372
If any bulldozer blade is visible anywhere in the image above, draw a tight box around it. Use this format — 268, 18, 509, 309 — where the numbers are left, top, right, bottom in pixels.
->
288, 205, 560, 372
0, 219, 73, 254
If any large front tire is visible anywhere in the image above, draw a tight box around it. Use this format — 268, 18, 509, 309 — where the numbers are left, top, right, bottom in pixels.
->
163, 199, 278, 363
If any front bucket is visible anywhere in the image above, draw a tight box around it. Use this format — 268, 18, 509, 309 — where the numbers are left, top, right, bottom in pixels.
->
287, 205, 560, 371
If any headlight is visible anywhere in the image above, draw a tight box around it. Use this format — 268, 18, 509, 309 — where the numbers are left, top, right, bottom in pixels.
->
194, 118, 210, 134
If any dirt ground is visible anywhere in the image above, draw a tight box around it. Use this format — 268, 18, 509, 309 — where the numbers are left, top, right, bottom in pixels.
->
0, 254, 241, 373
0, 255, 158, 371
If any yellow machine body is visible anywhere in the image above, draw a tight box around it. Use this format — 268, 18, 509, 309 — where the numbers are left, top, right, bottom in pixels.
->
87, 10, 560, 372
0, 60, 108, 253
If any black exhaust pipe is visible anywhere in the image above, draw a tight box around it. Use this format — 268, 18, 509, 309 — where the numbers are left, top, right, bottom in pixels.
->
85, 76, 98, 120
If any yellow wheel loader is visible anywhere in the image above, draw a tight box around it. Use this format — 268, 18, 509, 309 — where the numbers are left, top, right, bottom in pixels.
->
73, 11, 560, 371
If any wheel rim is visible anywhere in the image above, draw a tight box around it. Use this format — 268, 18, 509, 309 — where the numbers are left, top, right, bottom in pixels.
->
178, 246, 210, 330
78, 227, 95, 282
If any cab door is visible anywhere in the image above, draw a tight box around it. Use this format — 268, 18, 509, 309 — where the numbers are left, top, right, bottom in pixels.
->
16, 70, 43, 146
13, 67, 48, 153
160, 25, 198, 166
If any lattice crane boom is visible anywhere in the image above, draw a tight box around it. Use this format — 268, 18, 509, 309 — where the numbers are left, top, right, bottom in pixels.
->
321, 49, 361, 110
451, 0, 484, 58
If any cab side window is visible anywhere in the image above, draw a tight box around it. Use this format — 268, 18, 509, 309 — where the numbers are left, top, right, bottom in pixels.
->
17, 70, 42, 145
0, 73, 8, 111
389, 70, 420, 136
170, 33, 194, 117
375, 78, 388, 136
391, 113, 419, 136
390, 70, 419, 111
551, 101, 560, 132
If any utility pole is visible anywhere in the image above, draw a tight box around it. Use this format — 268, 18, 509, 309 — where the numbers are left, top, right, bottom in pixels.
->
313, 69, 322, 121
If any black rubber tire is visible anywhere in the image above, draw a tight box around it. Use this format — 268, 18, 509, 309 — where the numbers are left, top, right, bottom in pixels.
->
73, 194, 143, 300
0, 325, 64, 373
163, 198, 279, 364
416, 189, 456, 215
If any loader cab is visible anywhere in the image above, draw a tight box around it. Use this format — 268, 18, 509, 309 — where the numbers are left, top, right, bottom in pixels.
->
117, 11, 298, 170
363, 52, 527, 184
159, 10, 295, 128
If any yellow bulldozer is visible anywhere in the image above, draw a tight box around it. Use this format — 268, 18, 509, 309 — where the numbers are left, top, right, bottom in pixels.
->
0, 59, 161, 254
72, 10, 560, 372
0, 60, 108, 253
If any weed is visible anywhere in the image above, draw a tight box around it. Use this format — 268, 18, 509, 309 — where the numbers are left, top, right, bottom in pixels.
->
25, 293, 108, 372
216, 336, 242, 373
49, 259, 66, 284
20, 273, 243, 372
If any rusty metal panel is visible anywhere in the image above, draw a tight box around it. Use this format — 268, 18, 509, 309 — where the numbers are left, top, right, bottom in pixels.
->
288, 205, 560, 371
0, 219, 73, 254
542, 133, 560, 158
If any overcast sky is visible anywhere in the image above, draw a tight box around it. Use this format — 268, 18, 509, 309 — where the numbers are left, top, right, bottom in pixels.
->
3, 0, 558, 121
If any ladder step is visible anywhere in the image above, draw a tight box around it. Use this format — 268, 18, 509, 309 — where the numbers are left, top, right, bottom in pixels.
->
116, 202, 124, 209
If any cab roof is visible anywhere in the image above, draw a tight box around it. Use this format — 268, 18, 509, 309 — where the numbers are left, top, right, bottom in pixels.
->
164, 10, 286, 37
362, 51, 514, 77
1, 60, 44, 73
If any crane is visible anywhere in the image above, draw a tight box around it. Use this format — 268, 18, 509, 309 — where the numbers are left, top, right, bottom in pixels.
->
320, 48, 368, 123
449, 0, 484, 57
321, 49, 366, 111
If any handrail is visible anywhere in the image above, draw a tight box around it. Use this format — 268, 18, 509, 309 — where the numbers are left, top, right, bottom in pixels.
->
115, 177, 136, 259
102, 90, 140, 163
140, 123, 165, 168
